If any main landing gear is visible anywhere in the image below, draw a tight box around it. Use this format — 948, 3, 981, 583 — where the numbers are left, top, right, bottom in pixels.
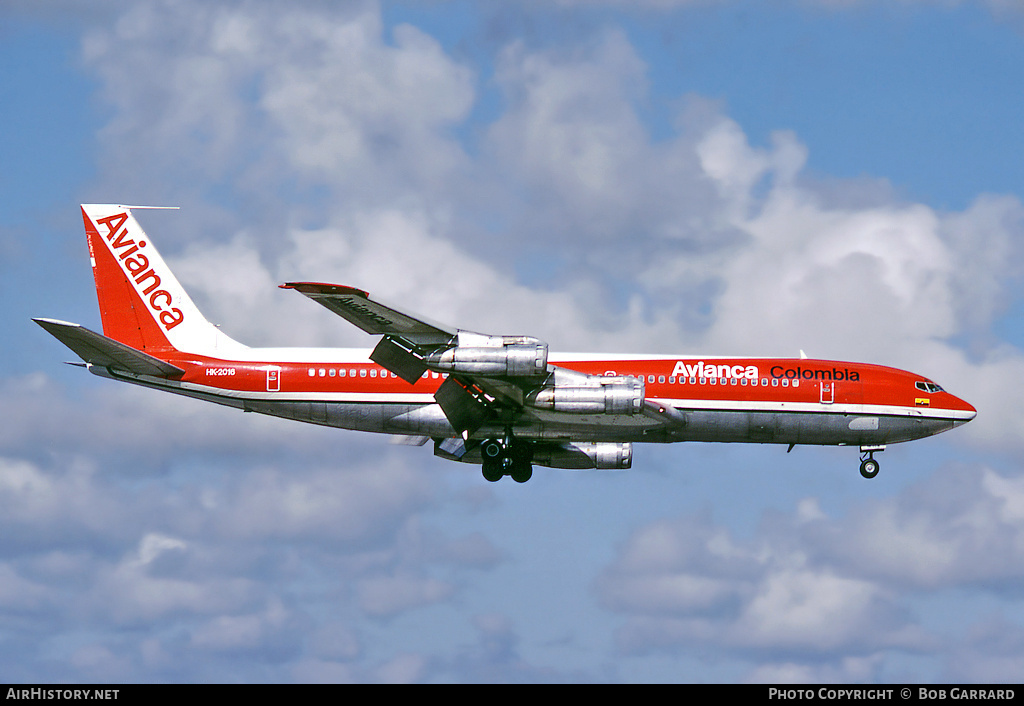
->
480, 437, 534, 483
859, 445, 885, 479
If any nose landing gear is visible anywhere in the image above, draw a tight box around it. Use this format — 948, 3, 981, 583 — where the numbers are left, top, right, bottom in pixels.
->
859, 445, 885, 479
481, 437, 534, 483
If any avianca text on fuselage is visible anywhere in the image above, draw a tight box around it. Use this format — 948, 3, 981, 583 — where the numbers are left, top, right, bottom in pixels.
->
94, 212, 184, 331
672, 361, 759, 380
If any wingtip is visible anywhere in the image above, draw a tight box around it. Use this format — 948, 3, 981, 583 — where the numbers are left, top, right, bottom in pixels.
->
33, 317, 81, 328
280, 282, 369, 297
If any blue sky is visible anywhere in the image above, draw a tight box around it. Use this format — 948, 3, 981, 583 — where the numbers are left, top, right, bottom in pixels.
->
3, 0, 1024, 683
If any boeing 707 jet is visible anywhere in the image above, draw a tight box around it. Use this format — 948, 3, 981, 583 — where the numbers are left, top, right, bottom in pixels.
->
35, 205, 976, 482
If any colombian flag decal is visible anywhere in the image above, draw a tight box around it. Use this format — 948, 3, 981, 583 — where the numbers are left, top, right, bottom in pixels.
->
915, 398, 931, 407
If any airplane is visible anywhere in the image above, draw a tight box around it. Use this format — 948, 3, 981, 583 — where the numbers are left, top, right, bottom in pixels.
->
35, 204, 977, 483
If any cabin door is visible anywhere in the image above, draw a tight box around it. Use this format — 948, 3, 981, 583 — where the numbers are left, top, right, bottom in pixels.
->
820, 379, 834, 404
266, 366, 281, 392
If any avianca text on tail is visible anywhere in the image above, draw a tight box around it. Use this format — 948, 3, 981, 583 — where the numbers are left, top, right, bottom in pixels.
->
36, 204, 977, 483
93, 210, 184, 331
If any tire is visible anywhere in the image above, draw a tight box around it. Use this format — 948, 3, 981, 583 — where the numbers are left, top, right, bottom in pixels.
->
481, 439, 504, 460
510, 461, 533, 483
859, 458, 880, 479
507, 441, 533, 483
482, 458, 504, 482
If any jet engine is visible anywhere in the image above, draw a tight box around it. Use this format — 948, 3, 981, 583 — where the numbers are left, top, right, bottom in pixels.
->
525, 369, 644, 415
424, 335, 548, 377
526, 377, 643, 415
532, 441, 633, 469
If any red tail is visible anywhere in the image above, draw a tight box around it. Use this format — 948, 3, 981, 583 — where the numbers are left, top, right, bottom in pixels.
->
81, 205, 247, 357
84, 207, 173, 352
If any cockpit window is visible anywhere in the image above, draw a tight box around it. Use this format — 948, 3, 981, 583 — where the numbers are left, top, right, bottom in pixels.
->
915, 381, 944, 393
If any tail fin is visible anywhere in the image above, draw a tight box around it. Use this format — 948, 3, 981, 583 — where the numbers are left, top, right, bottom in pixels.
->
82, 204, 246, 356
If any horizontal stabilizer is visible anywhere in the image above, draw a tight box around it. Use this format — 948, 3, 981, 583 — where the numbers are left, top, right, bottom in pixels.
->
33, 318, 184, 378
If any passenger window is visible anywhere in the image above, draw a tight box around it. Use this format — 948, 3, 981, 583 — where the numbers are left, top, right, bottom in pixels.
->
658, 375, 665, 384
360, 369, 367, 378
329, 369, 336, 377
669, 376, 676, 384
648, 375, 655, 383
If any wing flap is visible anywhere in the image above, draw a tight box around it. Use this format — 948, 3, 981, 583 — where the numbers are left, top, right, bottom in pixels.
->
33, 318, 185, 378
434, 376, 494, 435
369, 336, 429, 384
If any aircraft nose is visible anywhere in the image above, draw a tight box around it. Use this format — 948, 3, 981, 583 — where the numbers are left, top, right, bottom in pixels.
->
953, 396, 977, 425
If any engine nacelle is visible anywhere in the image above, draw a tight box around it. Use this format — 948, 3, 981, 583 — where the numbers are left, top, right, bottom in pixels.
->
533, 442, 632, 470
526, 376, 643, 415
425, 341, 548, 377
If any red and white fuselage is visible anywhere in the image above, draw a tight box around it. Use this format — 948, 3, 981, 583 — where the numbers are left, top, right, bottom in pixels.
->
36, 205, 976, 481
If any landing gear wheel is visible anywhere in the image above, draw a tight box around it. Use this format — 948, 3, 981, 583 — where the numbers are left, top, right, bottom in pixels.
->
478, 437, 534, 483
859, 458, 880, 479
482, 457, 504, 482
481, 439, 506, 481
858, 445, 884, 480
481, 439, 504, 462
507, 441, 534, 483
509, 460, 533, 483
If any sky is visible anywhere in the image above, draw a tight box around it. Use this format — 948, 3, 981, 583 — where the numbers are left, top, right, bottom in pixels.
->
2, 0, 1024, 684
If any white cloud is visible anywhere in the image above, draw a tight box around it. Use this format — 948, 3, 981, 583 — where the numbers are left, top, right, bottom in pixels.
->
599, 516, 926, 658
83, 0, 475, 213
94, 544, 253, 624
357, 572, 456, 618
806, 465, 1024, 589
189, 597, 291, 651
598, 462, 1024, 676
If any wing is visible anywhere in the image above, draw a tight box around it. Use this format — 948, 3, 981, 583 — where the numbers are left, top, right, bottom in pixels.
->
279, 283, 455, 346
282, 282, 654, 440
281, 282, 552, 434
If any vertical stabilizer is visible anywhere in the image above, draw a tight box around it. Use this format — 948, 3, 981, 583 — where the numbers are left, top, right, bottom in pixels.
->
81, 204, 246, 356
